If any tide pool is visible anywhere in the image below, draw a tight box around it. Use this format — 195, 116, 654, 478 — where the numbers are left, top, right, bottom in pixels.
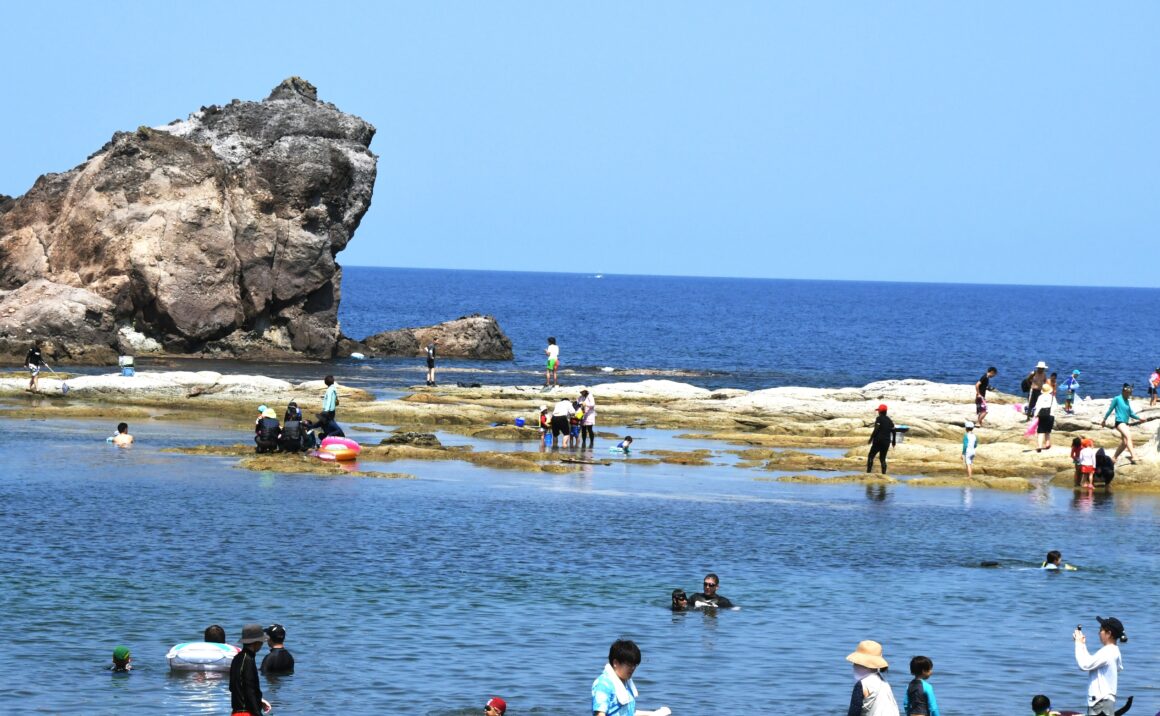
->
4, 415, 1160, 714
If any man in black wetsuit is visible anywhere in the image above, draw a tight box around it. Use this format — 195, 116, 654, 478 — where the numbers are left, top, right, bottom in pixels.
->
687, 573, 735, 609
260, 623, 295, 675
229, 623, 270, 716
866, 404, 896, 474
671, 589, 689, 612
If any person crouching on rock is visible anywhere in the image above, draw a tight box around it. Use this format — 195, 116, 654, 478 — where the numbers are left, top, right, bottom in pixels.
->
254, 407, 281, 453
866, 404, 896, 474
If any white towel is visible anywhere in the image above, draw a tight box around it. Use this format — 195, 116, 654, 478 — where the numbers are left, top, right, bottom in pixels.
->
602, 663, 638, 704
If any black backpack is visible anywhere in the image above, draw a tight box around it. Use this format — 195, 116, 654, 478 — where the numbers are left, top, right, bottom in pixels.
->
1020, 374, 1033, 393
280, 420, 303, 451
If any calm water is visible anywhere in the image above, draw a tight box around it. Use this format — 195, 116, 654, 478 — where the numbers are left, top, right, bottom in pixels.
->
4, 416, 1160, 714
336, 267, 1160, 397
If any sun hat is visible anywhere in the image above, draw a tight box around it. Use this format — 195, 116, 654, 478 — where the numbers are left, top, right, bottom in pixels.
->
264, 623, 286, 641
965, 421, 974, 429
846, 640, 888, 669
262, 408, 277, 419
239, 623, 267, 645
486, 697, 507, 714
877, 404, 888, 413
538, 404, 547, 411
1096, 616, 1125, 639
257, 404, 268, 413
1082, 438, 1094, 447
1072, 369, 1081, 376
1036, 361, 1048, 369
113, 645, 131, 661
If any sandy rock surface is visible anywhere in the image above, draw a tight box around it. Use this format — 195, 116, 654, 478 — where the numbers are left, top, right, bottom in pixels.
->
5, 373, 1160, 486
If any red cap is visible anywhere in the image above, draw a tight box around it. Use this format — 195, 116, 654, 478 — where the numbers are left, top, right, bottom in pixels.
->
877, 404, 888, 412
487, 697, 507, 714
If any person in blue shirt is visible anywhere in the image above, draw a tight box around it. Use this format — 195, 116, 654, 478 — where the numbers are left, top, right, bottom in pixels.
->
319, 374, 344, 437
591, 639, 670, 716
1101, 384, 1142, 464
904, 655, 940, 716
1063, 370, 1081, 414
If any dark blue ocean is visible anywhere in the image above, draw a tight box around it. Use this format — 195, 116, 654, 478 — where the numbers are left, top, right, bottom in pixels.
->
339, 266, 1160, 397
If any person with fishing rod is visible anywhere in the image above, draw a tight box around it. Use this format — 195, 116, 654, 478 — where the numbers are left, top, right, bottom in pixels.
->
25, 343, 45, 393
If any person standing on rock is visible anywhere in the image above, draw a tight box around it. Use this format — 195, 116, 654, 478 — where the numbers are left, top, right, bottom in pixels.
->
579, 389, 597, 448
544, 337, 560, 388
1035, 373, 1057, 452
1025, 361, 1048, 420
25, 343, 44, 393
866, 404, 896, 474
962, 421, 978, 478
1102, 384, 1142, 465
320, 374, 343, 437
975, 367, 997, 427
425, 337, 439, 387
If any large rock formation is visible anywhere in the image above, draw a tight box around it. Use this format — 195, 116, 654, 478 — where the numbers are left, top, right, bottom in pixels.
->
355, 314, 514, 359
0, 77, 377, 362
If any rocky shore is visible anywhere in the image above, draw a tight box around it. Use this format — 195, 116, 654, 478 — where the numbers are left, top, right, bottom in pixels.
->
4, 373, 1159, 488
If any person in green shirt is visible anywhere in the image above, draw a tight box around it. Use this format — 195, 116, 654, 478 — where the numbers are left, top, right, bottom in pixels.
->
1101, 383, 1142, 464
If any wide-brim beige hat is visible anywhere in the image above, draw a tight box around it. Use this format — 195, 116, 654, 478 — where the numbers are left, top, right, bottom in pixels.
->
846, 640, 888, 669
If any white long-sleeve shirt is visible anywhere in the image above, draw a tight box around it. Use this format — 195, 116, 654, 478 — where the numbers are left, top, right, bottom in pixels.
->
1076, 640, 1122, 704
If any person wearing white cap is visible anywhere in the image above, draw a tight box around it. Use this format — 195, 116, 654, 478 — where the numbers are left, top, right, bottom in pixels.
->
962, 422, 978, 478
1025, 361, 1048, 420
846, 640, 900, 716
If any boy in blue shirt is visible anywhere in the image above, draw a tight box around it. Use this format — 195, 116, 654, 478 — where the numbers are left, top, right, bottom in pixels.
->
591, 639, 670, 716
904, 655, 940, 716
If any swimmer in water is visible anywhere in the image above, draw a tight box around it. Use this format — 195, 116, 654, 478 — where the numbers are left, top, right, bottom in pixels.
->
110, 645, 132, 672
1042, 550, 1077, 571
111, 422, 133, 447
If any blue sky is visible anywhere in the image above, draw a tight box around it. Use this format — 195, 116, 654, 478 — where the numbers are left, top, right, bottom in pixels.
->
2, 2, 1157, 286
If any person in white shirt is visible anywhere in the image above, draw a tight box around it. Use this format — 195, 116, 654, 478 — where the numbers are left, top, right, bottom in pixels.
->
1074, 616, 1127, 716
551, 397, 573, 448
544, 337, 560, 387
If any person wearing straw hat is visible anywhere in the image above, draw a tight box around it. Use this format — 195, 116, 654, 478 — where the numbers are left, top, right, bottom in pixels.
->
846, 640, 900, 716
229, 623, 271, 716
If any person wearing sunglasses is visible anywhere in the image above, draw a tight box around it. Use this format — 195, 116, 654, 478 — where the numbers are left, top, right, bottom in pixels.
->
670, 589, 689, 612
688, 573, 734, 609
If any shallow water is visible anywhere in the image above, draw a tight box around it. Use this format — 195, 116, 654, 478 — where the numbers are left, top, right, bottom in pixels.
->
4, 415, 1160, 714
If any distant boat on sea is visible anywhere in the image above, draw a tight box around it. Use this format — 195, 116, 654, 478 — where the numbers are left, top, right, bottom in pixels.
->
593, 274, 603, 279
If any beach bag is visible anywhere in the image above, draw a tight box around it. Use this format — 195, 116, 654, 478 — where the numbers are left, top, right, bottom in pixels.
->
1023, 418, 1039, 437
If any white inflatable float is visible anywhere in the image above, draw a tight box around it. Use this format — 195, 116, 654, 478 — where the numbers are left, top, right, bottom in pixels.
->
166, 641, 240, 672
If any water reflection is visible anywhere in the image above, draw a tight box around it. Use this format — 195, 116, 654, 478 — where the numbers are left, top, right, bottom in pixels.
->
865, 484, 889, 502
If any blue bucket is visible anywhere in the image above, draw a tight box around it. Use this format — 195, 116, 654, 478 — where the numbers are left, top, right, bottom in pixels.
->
515, 417, 526, 427
121, 367, 135, 377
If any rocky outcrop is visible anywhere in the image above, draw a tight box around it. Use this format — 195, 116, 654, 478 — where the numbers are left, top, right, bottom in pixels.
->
355, 314, 513, 359
0, 77, 376, 362
0, 280, 118, 363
